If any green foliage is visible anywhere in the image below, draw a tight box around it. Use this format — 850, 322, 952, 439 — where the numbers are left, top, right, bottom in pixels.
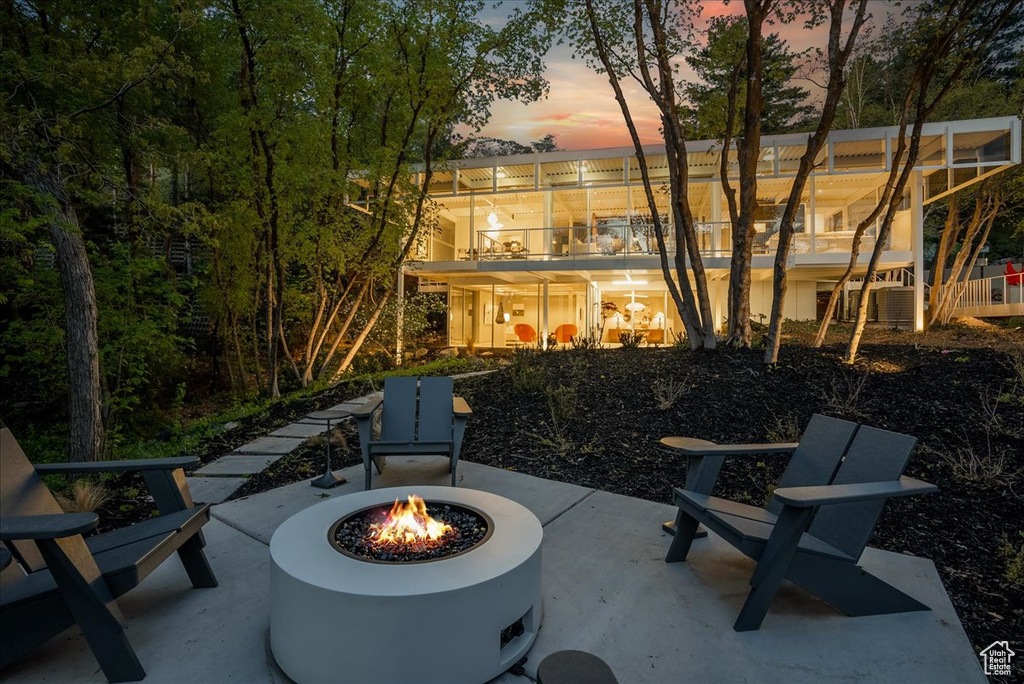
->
1001, 533, 1024, 589
0, 0, 551, 447
618, 330, 645, 349
682, 16, 813, 138
509, 347, 545, 394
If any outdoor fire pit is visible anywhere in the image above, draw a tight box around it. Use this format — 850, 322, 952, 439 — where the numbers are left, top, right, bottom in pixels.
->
269, 486, 543, 684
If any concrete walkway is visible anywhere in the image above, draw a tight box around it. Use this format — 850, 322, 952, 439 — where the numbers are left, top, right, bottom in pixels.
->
185, 369, 496, 506
2, 456, 986, 684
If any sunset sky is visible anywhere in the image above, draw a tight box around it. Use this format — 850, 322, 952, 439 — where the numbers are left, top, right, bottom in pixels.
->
474, 1, 890, 150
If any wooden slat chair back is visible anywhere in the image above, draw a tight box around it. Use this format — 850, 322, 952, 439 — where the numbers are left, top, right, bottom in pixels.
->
765, 415, 858, 515
417, 377, 457, 443
684, 415, 858, 508
0, 429, 71, 575
380, 376, 419, 443
353, 376, 471, 489
807, 426, 918, 561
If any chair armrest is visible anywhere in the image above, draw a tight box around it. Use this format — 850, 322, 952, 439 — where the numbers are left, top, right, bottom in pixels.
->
453, 396, 472, 418
35, 456, 199, 475
351, 396, 383, 419
0, 512, 99, 540
662, 441, 798, 457
773, 477, 938, 508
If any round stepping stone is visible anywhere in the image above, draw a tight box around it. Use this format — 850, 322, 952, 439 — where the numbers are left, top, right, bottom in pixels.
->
537, 650, 618, 684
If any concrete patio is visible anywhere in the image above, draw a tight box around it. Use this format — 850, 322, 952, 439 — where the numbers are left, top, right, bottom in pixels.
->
2, 457, 985, 684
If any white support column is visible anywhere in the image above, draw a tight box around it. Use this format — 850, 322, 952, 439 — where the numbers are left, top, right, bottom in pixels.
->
543, 191, 554, 259
712, 279, 723, 334
542, 280, 550, 349
809, 175, 817, 254
710, 182, 722, 253
911, 170, 925, 331
395, 266, 406, 364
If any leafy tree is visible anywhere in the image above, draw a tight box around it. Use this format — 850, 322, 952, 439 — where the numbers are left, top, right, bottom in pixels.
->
531, 133, 561, 153
683, 16, 813, 139
1, 0, 195, 459
461, 136, 534, 157
555, 0, 718, 349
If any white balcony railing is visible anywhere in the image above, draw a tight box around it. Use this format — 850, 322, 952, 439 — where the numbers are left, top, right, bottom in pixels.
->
940, 273, 1024, 314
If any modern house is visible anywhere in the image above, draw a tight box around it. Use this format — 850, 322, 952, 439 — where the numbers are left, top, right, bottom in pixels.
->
390, 116, 1021, 347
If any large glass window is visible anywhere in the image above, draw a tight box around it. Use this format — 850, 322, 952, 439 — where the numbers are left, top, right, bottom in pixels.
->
426, 170, 454, 195
629, 154, 670, 184
581, 157, 624, 185
457, 166, 493, 193
952, 129, 1012, 164
911, 134, 945, 166
495, 163, 535, 190
539, 161, 579, 187
833, 139, 886, 171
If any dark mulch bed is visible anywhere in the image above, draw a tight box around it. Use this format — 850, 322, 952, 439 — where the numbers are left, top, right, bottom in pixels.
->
447, 333, 1023, 658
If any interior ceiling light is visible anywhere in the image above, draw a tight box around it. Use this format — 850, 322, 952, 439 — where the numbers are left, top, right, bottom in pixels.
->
487, 212, 504, 230
611, 280, 648, 286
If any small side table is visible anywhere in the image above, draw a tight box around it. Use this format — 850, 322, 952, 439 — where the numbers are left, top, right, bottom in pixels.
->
659, 436, 715, 537
308, 410, 349, 489
537, 650, 618, 684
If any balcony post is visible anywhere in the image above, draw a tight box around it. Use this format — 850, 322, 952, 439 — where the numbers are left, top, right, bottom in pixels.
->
542, 280, 550, 349
911, 170, 925, 331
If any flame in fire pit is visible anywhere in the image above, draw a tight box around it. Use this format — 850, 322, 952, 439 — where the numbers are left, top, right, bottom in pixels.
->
370, 495, 453, 547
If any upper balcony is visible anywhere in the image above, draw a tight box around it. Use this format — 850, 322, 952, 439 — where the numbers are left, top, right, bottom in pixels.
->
394, 116, 1018, 271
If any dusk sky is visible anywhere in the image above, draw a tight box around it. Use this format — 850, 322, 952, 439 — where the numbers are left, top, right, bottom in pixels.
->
475, 1, 891, 150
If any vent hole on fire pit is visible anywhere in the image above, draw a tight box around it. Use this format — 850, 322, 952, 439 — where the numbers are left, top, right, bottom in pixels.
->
500, 612, 527, 650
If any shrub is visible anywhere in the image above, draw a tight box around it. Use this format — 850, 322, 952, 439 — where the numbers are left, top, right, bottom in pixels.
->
653, 376, 689, 410
570, 330, 602, 350
618, 330, 645, 349
509, 347, 544, 394
55, 480, 111, 513
765, 412, 802, 443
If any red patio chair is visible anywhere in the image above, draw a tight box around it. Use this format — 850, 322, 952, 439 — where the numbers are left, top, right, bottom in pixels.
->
554, 324, 577, 344
514, 323, 537, 343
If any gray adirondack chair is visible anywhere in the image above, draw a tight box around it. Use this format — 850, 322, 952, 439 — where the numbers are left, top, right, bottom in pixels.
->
664, 418, 937, 631
352, 376, 472, 489
0, 428, 217, 682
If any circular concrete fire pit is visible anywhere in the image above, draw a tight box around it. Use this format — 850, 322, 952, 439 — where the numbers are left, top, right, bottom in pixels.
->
270, 486, 543, 684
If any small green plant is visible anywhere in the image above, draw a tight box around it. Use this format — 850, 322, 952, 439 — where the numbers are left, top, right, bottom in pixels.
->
820, 371, 871, 419
55, 479, 111, 513
1001, 534, 1024, 588
532, 384, 578, 458
618, 330, 645, 349
570, 330, 602, 351
653, 375, 689, 410
765, 413, 802, 443
670, 329, 688, 349
943, 446, 1012, 487
545, 384, 577, 430
509, 347, 544, 394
